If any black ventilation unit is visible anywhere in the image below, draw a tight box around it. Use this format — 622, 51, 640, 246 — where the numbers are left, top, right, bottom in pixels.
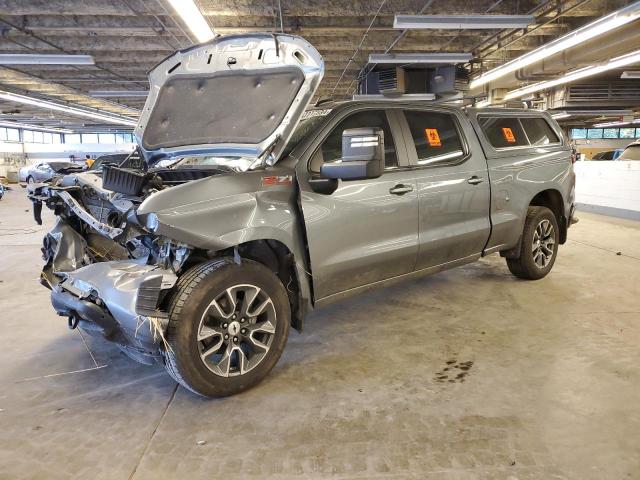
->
357, 65, 470, 97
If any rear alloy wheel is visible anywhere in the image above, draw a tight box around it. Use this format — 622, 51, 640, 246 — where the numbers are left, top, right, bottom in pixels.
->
506, 206, 559, 280
163, 258, 290, 397
27, 176, 35, 184
532, 219, 555, 269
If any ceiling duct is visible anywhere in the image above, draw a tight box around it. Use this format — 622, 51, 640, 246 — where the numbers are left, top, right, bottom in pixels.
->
543, 81, 640, 110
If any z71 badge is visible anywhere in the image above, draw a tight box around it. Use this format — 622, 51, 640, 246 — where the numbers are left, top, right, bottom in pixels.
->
261, 175, 293, 187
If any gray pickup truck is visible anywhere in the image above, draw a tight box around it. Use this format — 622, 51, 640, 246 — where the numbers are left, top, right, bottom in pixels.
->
28, 34, 575, 397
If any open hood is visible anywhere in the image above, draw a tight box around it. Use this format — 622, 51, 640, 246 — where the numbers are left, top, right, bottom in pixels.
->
135, 33, 324, 165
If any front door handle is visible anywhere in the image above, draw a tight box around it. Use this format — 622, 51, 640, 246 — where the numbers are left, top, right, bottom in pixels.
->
467, 176, 484, 185
389, 184, 414, 195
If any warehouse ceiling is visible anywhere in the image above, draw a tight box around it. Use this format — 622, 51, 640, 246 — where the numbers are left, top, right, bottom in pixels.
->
0, 0, 635, 131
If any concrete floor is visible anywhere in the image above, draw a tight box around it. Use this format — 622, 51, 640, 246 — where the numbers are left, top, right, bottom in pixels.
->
1, 187, 639, 480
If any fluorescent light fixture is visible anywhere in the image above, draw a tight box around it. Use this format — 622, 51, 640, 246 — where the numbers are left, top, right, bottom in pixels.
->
368, 53, 473, 64
551, 112, 571, 120
394, 14, 534, 30
167, 0, 214, 43
504, 49, 640, 101
352, 93, 436, 101
621, 70, 640, 79
0, 90, 138, 127
0, 121, 73, 133
549, 109, 634, 116
89, 90, 149, 98
470, 2, 640, 89
593, 119, 639, 128
0, 54, 95, 65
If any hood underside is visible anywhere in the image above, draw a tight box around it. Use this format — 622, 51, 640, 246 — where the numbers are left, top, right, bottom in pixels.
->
135, 33, 324, 165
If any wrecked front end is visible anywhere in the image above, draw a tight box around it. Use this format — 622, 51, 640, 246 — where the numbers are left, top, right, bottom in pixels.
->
28, 170, 190, 364
27, 33, 323, 367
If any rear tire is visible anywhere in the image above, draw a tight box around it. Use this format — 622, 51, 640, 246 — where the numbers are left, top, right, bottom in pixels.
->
506, 206, 559, 280
163, 258, 290, 397
27, 176, 35, 184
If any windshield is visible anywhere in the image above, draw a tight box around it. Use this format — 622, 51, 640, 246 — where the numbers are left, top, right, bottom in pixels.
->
50, 162, 80, 171
90, 155, 127, 170
281, 114, 328, 158
619, 145, 640, 161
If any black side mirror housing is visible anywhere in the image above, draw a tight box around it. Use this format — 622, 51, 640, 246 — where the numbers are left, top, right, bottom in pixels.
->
320, 127, 385, 180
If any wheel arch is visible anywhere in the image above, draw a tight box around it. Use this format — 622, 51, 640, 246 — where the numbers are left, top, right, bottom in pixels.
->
201, 237, 312, 332
529, 188, 567, 244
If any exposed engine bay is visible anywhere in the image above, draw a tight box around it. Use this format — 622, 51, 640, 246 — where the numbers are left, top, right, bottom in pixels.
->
27, 164, 229, 363
29, 165, 226, 283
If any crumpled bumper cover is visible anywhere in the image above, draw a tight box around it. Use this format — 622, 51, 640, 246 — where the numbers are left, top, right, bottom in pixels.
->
52, 260, 177, 352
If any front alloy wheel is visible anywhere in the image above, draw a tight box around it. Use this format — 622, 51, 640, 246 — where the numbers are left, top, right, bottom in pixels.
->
197, 284, 277, 377
163, 258, 290, 397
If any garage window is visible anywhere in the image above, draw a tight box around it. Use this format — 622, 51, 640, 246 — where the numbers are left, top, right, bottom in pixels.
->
403, 110, 466, 166
479, 116, 529, 148
6, 128, 19, 142
520, 118, 560, 145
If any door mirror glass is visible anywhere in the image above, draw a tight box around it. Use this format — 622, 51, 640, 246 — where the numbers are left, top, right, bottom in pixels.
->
320, 127, 385, 180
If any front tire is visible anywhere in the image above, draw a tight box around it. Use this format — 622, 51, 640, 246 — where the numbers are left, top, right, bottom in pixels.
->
163, 258, 290, 397
506, 206, 559, 280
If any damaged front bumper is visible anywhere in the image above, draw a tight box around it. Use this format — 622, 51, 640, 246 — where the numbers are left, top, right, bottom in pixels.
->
28, 173, 191, 363
52, 260, 177, 363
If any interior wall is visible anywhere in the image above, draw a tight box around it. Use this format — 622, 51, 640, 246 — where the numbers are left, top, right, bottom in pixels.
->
574, 160, 640, 216
0, 141, 136, 178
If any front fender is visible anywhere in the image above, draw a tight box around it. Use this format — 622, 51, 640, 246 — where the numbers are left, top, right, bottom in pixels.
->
137, 171, 314, 310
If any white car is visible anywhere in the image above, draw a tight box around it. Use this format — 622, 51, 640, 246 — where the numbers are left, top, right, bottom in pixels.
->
618, 141, 640, 161
19, 161, 83, 186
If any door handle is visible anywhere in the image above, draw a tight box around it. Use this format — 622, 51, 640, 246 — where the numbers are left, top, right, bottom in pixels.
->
467, 176, 484, 185
389, 184, 414, 195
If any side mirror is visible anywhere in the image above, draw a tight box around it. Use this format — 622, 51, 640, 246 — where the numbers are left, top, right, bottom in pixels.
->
320, 127, 385, 180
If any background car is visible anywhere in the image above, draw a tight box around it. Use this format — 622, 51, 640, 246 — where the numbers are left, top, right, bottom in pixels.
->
19, 161, 84, 185
591, 149, 624, 160
618, 141, 640, 161
0, 182, 4, 200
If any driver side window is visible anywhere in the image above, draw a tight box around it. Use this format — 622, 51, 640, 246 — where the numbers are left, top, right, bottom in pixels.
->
312, 109, 397, 173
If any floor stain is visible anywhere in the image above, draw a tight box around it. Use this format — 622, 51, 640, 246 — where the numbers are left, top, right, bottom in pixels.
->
434, 360, 474, 384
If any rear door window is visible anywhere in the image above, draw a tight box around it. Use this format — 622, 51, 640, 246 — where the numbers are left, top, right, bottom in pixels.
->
403, 110, 466, 166
479, 116, 529, 148
520, 117, 560, 145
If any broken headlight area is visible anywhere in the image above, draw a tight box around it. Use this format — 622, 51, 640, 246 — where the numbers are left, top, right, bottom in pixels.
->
27, 171, 193, 362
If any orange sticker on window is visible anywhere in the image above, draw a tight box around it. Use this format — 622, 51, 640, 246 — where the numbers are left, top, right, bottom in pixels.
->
424, 128, 442, 147
502, 127, 516, 143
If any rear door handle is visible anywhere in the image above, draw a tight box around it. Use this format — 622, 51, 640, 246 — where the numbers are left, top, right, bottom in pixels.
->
389, 184, 414, 195
467, 176, 484, 185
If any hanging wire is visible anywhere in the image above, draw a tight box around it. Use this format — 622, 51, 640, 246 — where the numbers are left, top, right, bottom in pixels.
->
329, 0, 388, 97
277, 0, 285, 32
344, 0, 436, 97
